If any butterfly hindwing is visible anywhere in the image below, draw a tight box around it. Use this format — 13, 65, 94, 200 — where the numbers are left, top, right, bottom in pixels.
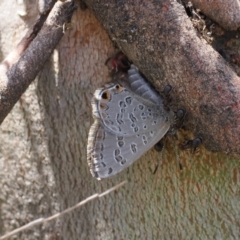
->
93, 83, 172, 136
87, 119, 170, 179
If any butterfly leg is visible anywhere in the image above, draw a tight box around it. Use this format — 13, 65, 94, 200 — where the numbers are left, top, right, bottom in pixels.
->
176, 137, 202, 170
154, 137, 184, 172
179, 137, 202, 154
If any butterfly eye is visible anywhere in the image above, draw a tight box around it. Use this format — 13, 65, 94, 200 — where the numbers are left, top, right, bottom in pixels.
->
101, 90, 110, 100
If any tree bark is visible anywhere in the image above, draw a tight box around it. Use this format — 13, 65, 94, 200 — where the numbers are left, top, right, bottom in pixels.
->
182, 0, 240, 30
84, 0, 240, 154
0, 0, 76, 125
0, 1, 240, 240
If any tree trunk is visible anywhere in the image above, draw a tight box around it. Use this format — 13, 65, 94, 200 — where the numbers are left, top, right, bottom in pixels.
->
0, 1, 240, 240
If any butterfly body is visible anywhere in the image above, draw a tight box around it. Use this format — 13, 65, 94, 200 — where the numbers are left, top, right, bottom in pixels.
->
87, 65, 174, 179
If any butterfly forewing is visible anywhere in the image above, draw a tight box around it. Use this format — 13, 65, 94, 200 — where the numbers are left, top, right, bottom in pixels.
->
126, 65, 164, 105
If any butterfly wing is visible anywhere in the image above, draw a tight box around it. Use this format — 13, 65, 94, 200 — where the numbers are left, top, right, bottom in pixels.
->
87, 64, 174, 179
87, 118, 170, 179
120, 65, 164, 105
92, 83, 173, 136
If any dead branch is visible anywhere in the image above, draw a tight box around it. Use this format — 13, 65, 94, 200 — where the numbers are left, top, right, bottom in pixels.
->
84, 0, 240, 154
0, 0, 77, 124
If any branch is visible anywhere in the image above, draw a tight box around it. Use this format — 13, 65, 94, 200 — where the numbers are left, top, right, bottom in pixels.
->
0, 0, 77, 124
182, 0, 240, 30
84, 0, 240, 154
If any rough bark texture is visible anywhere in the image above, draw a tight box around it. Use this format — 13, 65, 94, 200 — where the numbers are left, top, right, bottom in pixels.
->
0, 0, 76, 125
183, 0, 240, 30
0, 2, 60, 239
84, 0, 240, 155
0, 1, 240, 240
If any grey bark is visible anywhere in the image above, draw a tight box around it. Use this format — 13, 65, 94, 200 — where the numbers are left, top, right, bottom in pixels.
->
182, 0, 240, 30
0, 1, 240, 240
0, 0, 76, 125
84, 0, 240, 154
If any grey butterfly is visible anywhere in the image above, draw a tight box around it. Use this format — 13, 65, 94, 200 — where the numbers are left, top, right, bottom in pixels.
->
87, 65, 175, 180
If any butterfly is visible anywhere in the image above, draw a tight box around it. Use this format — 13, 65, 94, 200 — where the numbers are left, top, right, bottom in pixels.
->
87, 65, 175, 179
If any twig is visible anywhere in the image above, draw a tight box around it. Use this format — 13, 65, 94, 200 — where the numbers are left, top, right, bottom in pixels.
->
0, 181, 127, 240
0, 0, 77, 124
